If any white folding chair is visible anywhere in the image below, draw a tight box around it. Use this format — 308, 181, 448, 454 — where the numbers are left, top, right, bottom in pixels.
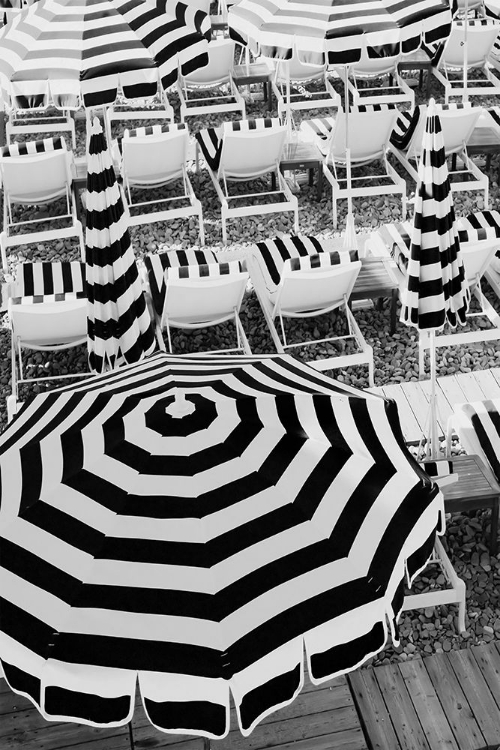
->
143, 249, 251, 354
345, 50, 415, 108
270, 53, 341, 122
433, 19, 500, 101
199, 118, 299, 244
388, 103, 489, 209
301, 104, 406, 229
7, 260, 90, 420
177, 38, 245, 122
248, 236, 374, 383
5, 84, 78, 150
0, 137, 84, 271
118, 123, 205, 245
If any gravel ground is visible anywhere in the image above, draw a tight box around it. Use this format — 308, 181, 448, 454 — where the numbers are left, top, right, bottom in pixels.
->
1, 68, 499, 663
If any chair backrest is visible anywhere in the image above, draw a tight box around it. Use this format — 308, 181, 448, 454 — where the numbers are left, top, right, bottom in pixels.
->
460, 240, 498, 285
219, 119, 286, 179
183, 38, 235, 86
9, 297, 87, 348
0, 137, 71, 203
275, 55, 327, 84
121, 124, 188, 185
351, 50, 401, 78
442, 20, 500, 68
407, 104, 481, 158
275, 251, 361, 316
14, 261, 86, 297
329, 106, 397, 164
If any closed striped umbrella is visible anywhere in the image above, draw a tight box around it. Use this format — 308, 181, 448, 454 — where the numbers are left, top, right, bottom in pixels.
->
400, 99, 470, 456
0, 352, 443, 738
0, 0, 210, 108
86, 116, 156, 373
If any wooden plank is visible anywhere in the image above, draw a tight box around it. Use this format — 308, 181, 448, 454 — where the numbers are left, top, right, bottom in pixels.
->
399, 658, 459, 750
0, 720, 131, 750
380, 384, 423, 443
447, 648, 500, 746
348, 668, 400, 750
415, 379, 449, 437
374, 664, 429, 750
436, 373, 470, 412
452, 371, 489, 404
264, 728, 368, 750
399, 381, 435, 436
488, 367, 500, 391
423, 654, 485, 750
470, 368, 500, 400
471, 643, 500, 710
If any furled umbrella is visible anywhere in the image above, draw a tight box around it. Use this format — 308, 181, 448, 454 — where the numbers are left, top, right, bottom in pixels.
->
400, 99, 470, 458
86, 115, 156, 372
0, 0, 210, 109
0, 352, 444, 738
228, 0, 452, 246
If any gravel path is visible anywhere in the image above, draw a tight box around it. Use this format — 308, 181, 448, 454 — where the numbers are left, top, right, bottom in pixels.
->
1, 69, 499, 663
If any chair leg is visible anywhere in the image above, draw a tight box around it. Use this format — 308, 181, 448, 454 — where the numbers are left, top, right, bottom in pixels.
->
0, 231, 7, 272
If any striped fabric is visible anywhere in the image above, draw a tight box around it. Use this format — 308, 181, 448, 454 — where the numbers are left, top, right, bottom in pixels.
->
13, 261, 85, 297
144, 249, 220, 316
116, 122, 187, 155
196, 118, 279, 171
421, 459, 454, 478
169, 260, 244, 279
457, 210, 500, 272
284, 249, 359, 273
86, 116, 155, 373
0, 351, 444, 738
400, 100, 470, 331
455, 399, 500, 482
0, 0, 211, 108
389, 102, 468, 151
10, 291, 85, 305
376, 221, 413, 272
302, 104, 396, 156
0, 136, 65, 158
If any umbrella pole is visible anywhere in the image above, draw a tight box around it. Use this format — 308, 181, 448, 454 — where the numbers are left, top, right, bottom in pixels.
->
463, 0, 469, 103
342, 64, 357, 250
429, 330, 440, 459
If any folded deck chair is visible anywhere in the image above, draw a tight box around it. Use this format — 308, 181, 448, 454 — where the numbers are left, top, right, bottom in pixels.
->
118, 123, 205, 244
388, 103, 489, 208
248, 236, 374, 383
365, 210, 500, 376
346, 50, 415, 108
432, 18, 500, 101
143, 248, 251, 354
270, 53, 341, 121
5, 84, 78, 149
196, 117, 299, 244
300, 104, 406, 229
7, 260, 89, 421
0, 137, 85, 271
177, 38, 245, 122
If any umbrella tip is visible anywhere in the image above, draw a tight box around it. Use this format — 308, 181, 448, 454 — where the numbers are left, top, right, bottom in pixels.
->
165, 390, 195, 419
91, 116, 103, 134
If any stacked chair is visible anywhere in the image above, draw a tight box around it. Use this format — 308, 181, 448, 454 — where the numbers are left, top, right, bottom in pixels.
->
142, 248, 251, 354
0, 137, 84, 271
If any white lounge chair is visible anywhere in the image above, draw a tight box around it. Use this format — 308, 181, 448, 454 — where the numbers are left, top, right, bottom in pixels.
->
177, 38, 245, 122
365, 211, 500, 377
196, 117, 299, 244
0, 137, 84, 271
4, 86, 78, 149
432, 18, 500, 101
248, 235, 374, 383
346, 50, 415, 108
300, 104, 406, 229
388, 103, 489, 209
270, 53, 341, 122
104, 79, 174, 142
118, 123, 205, 245
7, 260, 89, 420
143, 248, 251, 354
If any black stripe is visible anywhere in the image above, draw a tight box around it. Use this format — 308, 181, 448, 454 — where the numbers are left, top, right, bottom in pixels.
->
144, 697, 227, 736
45, 685, 132, 724
239, 664, 301, 732
310, 620, 386, 680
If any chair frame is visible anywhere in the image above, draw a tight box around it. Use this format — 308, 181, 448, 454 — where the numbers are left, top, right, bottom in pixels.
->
346, 54, 415, 108
248, 253, 374, 384
104, 81, 175, 143
0, 145, 84, 271
270, 57, 341, 122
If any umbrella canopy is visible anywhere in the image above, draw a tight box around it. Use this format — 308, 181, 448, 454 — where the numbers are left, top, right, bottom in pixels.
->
0, 352, 444, 738
85, 115, 156, 373
400, 99, 470, 456
0, 0, 210, 108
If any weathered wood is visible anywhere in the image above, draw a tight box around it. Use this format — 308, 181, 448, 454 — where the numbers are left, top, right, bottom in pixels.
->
374, 664, 429, 750
0, 720, 131, 750
261, 728, 368, 750
348, 667, 400, 750
423, 654, 484, 750
447, 648, 500, 746
399, 658, 459, 750
471, 643, 500, 709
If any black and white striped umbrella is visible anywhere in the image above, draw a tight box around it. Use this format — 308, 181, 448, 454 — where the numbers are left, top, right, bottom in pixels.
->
400, 99, 470, 455
0, 352, 444, 738
0, 0, 210, 108
86, 116, 156, 373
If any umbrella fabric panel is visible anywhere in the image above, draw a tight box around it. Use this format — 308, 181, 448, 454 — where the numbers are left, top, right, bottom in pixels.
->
400, 105, 470, 331
85, 117, 156, 372
0, 0, 210, 107
229, 0, 452, 65
0, 354, 443, 737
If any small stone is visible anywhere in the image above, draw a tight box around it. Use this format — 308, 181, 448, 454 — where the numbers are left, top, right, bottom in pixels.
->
442, 639, 452, 652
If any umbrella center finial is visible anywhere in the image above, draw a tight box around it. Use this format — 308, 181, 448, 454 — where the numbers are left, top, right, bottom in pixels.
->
165, 390, 195, 419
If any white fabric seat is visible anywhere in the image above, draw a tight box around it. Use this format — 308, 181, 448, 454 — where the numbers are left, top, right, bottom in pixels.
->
344, 50, 415, 108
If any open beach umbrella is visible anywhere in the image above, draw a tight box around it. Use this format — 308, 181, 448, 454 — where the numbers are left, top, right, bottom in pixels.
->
86, 115, 156, 373
0, 0, 210, 109
0, 352, 444, 738
229, 0, 452, 245
400, 99, 470, 458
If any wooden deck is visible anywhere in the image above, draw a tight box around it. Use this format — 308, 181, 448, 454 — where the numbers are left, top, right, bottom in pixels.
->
369, 367, 500, 445
349, 644, 500, 750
